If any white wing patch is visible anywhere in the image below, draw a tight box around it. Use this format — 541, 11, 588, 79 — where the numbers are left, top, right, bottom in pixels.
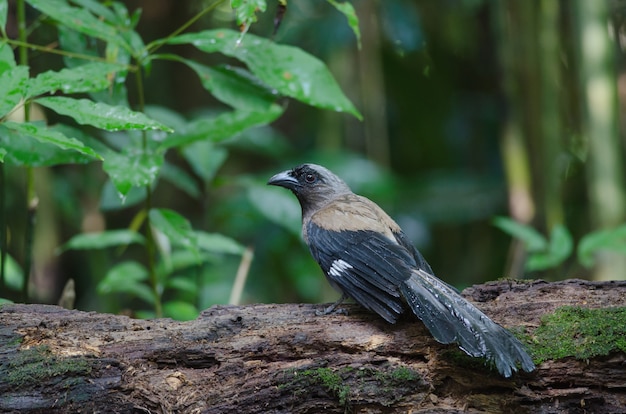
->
328, 259, 353, 278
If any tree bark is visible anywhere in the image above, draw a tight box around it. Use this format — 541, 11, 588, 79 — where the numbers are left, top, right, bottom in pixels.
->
1, 279, 625, 413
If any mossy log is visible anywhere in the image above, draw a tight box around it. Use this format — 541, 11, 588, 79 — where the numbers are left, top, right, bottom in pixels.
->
1, 279, 625, 413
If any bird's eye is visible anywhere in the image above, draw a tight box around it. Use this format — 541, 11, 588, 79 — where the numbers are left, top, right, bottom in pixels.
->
304, 173, 317, 183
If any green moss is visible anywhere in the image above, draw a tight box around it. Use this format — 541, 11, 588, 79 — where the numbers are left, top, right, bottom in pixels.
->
387, 366, 420, 382
3, 335, 24, 348
531, 306, 626, 363
282, 363, 424, 412
302, 367, 351, 408
1, 345, 92, 388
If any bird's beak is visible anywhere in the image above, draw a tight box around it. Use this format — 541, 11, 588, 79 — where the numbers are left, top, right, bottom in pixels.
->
268, 170, 299, 189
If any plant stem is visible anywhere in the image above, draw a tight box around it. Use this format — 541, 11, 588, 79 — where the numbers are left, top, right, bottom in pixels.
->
146, 0, 227, 53
17, 0, 34, 302
145, 186, 161, 317
134, 67, 162, 317
3, 38, 136, 67
229, 247, 254, 305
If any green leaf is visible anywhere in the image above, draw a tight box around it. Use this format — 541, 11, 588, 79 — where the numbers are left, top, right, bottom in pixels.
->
0, 43, 16, 73
163, 56, 276, 110
27, 0, 129, 51
144, 105, 188, 133
248, 185, 302, 237
149, 208, 198, 251
36, 97, 174, 132
0, 42, 16, 74
168, 29, 361, 119
59, 229, 145, 252
58, 26, 130, 106
182, 141, 228, 182
231, 0, 267, 30
160, 106, 283, 149
100, 179, 147, 211
102, 147, 164, 197
0, 65, 28, 117
3, 121, 102, 160
156, 250, 213, 280
109, 3, 145, 56
0, 148, 6, 162
578, 224, 626, 268
526, 225, 573, 271
492, 216, 548, 251
69, 0, 117, 22
1, 251, 24, 291
0, 124, 95, 166
97, 261, 156, 304
327, 0, 361, 49
160, 162, 201, 199
167, 276, 198, 295
196, 231, 245, 255
27, 62, 125, 97
163, 300, 198, 321
58, 26, 99, 67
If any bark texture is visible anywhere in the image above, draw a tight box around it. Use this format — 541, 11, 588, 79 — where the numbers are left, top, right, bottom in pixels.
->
1, 279, 625, 413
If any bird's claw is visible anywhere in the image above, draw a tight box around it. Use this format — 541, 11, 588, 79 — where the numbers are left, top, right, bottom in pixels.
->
316, 306, 348, 317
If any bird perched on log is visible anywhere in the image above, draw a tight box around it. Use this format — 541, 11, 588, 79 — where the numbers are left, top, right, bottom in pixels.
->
268, 163, 535, 378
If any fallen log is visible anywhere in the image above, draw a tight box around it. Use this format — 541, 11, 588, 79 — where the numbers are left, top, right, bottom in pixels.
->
0, 279, 625, 413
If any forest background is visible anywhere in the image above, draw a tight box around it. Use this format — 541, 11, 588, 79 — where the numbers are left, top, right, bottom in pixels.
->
1, 0, 625, 320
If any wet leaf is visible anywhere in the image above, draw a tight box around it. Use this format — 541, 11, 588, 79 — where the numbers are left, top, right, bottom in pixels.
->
164, 56, 276, 111
168, 29, 361, 119
28, 0, 129, 51
27, 62, 125, 97
0, 66, 28, 117
37, 97, 173, 132
102, 147, 164, 196
160, 105, 283, 149
3, 121, 102, 160
231, 0, 267, 32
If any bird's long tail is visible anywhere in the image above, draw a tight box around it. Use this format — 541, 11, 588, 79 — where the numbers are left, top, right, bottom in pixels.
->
399, 269, 535, 377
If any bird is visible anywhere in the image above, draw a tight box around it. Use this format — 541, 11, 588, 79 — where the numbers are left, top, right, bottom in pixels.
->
268, 163, 535, 378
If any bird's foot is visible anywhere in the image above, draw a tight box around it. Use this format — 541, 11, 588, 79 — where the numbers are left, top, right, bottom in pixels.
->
316, 298, 349, 317
314, 294, 349, 317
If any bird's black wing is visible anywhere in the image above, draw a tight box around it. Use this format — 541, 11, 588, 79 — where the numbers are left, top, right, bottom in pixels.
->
306, 221, 416, 324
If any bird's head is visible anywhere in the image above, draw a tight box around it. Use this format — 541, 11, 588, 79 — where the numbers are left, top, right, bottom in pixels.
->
268, 164, 352, 216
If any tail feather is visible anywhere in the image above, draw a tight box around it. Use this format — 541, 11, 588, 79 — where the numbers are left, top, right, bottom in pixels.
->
400, 269, 535, 377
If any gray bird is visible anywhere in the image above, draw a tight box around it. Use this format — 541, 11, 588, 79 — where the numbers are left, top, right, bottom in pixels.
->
268, 163, 535, 377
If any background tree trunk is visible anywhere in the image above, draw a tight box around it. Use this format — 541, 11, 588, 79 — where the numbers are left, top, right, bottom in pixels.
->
1, 279, 625, 413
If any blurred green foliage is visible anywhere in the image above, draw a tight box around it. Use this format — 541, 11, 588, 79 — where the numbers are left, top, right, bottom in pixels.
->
0, 0, 363, 318
1, 0, 625, 319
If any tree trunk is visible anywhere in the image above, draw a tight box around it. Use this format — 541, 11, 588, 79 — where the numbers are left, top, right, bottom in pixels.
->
1, 279, 625, 413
